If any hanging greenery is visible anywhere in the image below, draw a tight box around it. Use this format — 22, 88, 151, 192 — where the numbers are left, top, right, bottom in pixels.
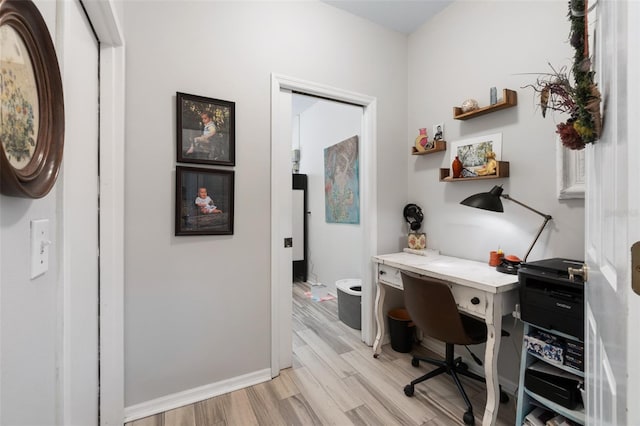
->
524, 0, 601, 150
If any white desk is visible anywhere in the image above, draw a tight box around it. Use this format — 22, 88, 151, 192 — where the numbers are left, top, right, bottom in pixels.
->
372, 251, 519, 426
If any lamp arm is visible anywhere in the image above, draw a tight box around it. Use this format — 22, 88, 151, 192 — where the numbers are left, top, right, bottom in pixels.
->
523, 215, 552, 262
502, 194, 553, 262
501, 194, 551, 219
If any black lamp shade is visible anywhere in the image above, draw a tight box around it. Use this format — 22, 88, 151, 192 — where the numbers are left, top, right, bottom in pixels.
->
460, 185, 504, 212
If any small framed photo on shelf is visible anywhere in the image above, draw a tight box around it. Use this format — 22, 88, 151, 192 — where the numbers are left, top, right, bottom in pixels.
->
175, 166, 234, 236
433, 123, 444, 142
177, 92, 235, 166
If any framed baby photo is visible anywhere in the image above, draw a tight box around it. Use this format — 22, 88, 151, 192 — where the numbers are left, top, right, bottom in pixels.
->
176, 92, 235, 166
175, 166, 234, 236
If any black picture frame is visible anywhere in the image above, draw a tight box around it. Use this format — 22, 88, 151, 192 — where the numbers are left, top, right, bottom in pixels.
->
176, 92, 235, 166
175, 166, 234, 236
0, 0, 65, 198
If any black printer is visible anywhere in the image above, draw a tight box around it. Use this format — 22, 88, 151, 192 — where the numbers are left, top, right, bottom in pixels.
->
518, 258, 585, 340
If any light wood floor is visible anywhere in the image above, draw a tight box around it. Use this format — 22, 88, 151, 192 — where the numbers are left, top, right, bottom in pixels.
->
126, 282, 516, 425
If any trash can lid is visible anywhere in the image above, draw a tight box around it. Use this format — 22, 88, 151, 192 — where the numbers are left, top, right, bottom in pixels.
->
388, 308, 412, 321
336, 278, 362, 294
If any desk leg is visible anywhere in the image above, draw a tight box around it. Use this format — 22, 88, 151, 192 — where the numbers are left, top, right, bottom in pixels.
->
482, 293, 502, 426
372, 281, 386, 358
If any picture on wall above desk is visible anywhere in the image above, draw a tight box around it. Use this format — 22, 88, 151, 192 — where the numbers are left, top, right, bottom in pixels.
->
450, 133, 502, 177
175, 166, 234, 236
324, 135, 359, 224
176, 92, 235, 166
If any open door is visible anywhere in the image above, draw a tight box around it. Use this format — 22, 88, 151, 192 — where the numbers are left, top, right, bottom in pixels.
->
584, 1, 640, 424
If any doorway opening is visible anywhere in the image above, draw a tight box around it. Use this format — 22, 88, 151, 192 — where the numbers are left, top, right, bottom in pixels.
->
291, 93, 364, 301
270, 74, 378, 377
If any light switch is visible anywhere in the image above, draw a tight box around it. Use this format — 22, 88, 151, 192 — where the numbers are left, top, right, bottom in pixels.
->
30, 219, 50, 279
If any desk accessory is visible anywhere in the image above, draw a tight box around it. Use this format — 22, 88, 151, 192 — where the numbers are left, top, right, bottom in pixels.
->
403, 204, 426, 249
460, 185, 552, 274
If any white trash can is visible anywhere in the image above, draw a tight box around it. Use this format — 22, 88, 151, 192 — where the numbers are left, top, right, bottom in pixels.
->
336, 279, 362, 330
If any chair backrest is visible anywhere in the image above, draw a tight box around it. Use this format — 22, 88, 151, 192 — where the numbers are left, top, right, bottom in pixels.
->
401, 272, 481, 346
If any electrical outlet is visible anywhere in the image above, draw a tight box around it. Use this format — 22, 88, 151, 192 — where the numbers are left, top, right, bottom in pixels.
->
30, 219, 50, 279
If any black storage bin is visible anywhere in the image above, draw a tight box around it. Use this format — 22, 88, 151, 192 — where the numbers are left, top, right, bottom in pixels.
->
387, 308, 414, 353
525, 368, 582, 409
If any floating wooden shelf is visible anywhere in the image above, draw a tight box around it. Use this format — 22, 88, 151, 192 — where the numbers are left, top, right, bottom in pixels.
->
453, 89, 517, 120
412, 140, 446, 155
439, 161, 510, 182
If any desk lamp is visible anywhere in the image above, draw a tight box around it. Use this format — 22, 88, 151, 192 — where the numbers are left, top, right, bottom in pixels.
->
460, 185, 552, 274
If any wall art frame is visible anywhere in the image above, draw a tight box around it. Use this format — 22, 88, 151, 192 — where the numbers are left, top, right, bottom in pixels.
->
175, 166, 234, 236
176, 92, 235, 166
557, 139, 585, 199
0, 0, 65, 198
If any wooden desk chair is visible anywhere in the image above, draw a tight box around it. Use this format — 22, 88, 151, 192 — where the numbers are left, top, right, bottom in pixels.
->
400, 272, 508, 425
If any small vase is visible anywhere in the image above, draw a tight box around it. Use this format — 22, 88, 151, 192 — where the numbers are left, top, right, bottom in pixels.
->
452, 156, 463, 178
414, 128, 428, 152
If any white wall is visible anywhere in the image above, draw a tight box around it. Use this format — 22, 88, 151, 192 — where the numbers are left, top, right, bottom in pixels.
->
122, 0, 408, 408
408, 0, 584, 264
407, 0, 584, 388
1, 2, 60, 424
297, 98, 363, 294
0, 1, 60, 422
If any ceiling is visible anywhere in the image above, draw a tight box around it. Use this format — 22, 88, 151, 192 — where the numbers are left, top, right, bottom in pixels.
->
321, 0, 453, 34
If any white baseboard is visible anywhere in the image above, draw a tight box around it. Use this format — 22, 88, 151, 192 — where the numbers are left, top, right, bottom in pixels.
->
123, 368, 271, 422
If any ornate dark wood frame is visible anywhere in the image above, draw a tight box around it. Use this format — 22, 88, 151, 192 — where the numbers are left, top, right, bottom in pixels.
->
0, 0, 64, 198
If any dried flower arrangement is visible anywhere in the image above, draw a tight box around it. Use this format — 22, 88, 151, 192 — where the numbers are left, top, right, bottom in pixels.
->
524, 0, 601, 150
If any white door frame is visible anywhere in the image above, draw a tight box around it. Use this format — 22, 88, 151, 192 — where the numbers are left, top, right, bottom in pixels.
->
58, 1, 125, 424
270, 74, 377, 376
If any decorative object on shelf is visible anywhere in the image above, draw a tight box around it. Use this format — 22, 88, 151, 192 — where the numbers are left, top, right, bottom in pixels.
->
460, 185, 553, 274
433, 123, 444, 141
460, 98, 479, 113
450, 133, 502, 175
177, 92, 235, 166
476, 151, 498, 176
452, 156, 463, 178
411, 140, 446, 155
413, 128, 430, 152
411, 127, 446, 155
453, 89, 518, 120
439, 162, 509, 182
523, 0, 601, 150
490, 87, 497, 105
0, 0, 65, 198
175, 166, 235, 236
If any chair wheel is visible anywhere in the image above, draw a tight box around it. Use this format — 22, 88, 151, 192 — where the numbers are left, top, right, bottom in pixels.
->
463, 410, 475, 425
500, 390, 509, 403
458, 361, 469, 371
403, 384, 414, 397
411, 358, 420, 367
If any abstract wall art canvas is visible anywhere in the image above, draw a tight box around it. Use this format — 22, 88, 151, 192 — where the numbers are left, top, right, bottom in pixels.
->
324, 135, 360, 224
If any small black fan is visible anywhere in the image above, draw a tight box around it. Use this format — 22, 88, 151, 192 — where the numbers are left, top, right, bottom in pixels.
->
403, 204, 424, 231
